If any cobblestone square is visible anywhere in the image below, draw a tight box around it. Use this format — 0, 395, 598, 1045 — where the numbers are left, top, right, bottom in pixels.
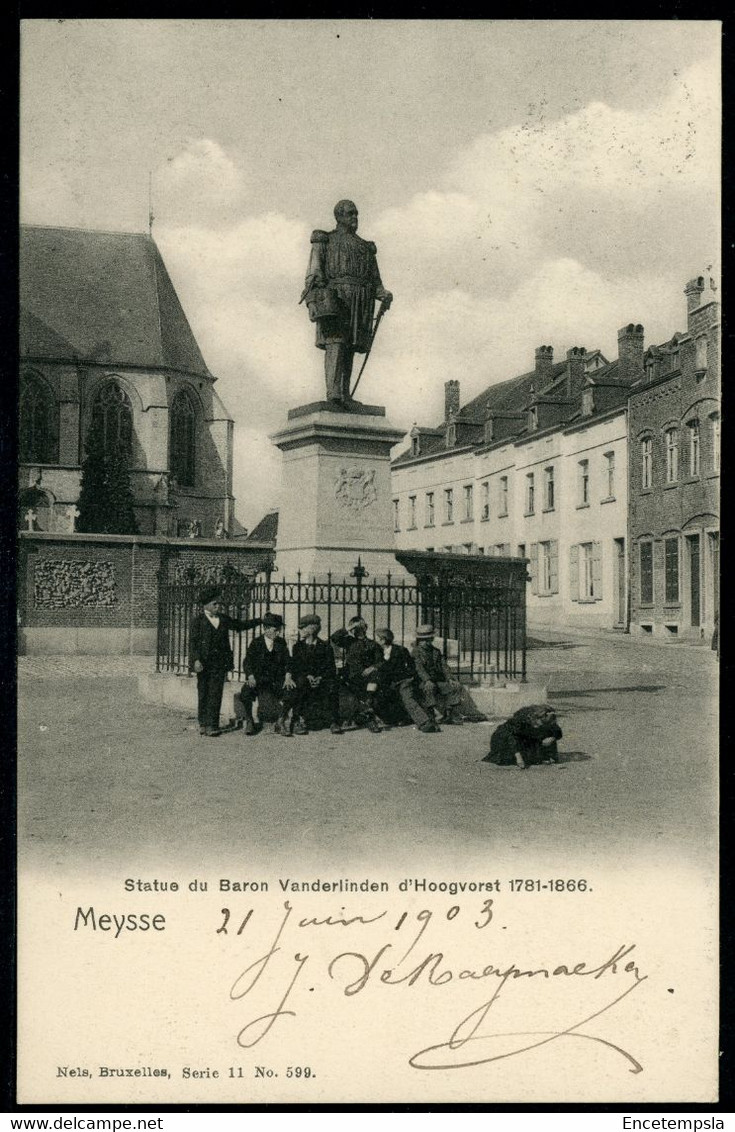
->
17, 629, 718, 874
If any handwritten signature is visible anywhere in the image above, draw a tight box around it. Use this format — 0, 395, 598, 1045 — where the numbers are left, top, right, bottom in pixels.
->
227, 900, 647, 1073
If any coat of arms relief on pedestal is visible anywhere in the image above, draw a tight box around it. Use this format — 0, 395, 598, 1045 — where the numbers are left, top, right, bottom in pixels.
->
334, 466, 378, 512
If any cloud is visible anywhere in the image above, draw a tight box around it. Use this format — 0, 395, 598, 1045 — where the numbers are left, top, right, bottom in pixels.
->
155, 138, 247, 224
156, 212, 307, 303
373, 57, 719, 299
148, 59, 718, 527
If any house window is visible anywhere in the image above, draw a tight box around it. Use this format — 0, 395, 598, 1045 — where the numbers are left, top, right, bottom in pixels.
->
481, 481, 489, 520
444, 488, 454, 523
580, 542, 595, 599
578, 459, 589, 505
695, 335, 708, 373
411, 435, 419, 457
641, 438, 653, 489
91, 381, 133, 459
604, 451, 616, 498
544, 466, 555, 510
484, 419, 494, 445
393, 499, 400, 532
170, 391, 196, 487
711, 414, 720, 472
664, 537, 680, 603
569, 542, 601, 602
463, 484, 473, 520
670, 347, 680, 371
541, 541, 552, 592
19, 373, 58, 464
525, 473, 535, 515
499, 476, 508, 516
640, 542, 654, 604
408, 495, 417, 528
517, 543, 526, 559
446, 423, 457, 448
645, 358, 655, 381
664, 428, 679, 484
688, 420, 700, 476
530, 540, 559, 595
425, 491, 435, 527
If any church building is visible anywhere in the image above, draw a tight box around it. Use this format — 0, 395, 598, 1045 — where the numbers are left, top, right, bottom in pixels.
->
19, 225, 235, 538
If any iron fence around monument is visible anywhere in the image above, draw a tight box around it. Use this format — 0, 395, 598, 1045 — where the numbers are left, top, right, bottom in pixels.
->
156, 552, 528, 683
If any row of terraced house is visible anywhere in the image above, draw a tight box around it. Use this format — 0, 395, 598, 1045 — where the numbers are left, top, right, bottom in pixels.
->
391, 275, 720, 642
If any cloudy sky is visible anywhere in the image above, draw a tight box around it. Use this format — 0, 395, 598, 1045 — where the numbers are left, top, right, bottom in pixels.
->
20, 20, 720, 528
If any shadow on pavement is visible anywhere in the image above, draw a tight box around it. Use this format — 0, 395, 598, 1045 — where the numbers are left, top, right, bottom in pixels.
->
526, 637, 582, 650
553, 685, 666, 697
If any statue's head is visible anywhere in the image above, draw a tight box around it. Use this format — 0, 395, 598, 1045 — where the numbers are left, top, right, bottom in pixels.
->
334, 199, 358, 232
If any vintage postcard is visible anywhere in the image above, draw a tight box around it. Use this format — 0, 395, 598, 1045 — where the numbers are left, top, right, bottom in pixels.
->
16, 20, 720, 1106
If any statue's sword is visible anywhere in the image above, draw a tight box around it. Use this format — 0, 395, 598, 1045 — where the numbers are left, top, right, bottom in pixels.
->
350, 299, 389, 399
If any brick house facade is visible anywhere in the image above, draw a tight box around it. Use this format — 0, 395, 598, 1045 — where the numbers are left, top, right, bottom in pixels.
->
627, 277, 720, 640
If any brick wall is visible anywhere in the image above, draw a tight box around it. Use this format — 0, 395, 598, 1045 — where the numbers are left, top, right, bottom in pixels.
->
628, 302, 719, 639
18, 533, 275, 649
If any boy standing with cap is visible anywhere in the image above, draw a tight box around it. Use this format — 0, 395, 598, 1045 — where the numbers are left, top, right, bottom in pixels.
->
233, 611, 298, 736
189, 588, 261, 736
291, 614, 343, 735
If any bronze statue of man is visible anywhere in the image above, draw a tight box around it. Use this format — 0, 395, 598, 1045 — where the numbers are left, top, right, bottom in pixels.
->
302, 200, 393, 405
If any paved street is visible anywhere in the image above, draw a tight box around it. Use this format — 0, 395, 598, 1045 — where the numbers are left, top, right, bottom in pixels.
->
17, 630, 718, 873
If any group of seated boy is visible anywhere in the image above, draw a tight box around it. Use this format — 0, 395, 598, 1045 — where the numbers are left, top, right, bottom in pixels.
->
232, 611, 465, 737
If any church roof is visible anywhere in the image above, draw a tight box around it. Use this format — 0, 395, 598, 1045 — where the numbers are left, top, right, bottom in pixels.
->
20, 225, 212, 378
245, 510, 279, 546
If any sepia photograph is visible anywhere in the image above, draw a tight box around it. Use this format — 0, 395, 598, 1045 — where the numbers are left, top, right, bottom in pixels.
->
16, 19, 720, 1107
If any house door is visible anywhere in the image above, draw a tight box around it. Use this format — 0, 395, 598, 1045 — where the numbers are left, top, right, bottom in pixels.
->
688, 534, 701, 628
614, 538, 626, 626
709, 532, 720, 622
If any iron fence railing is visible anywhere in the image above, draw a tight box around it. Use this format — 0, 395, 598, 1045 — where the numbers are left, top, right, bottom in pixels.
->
156, 555, 527, 682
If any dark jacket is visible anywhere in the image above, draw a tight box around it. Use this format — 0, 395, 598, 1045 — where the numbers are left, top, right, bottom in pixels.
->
349, 636, 383, 681
412, 642, 453, 685
189, 613, 261, 672
243, 635, 292, 688
484, 708, 563, 766
291, 637, 337, 683
377, 644, 416, 686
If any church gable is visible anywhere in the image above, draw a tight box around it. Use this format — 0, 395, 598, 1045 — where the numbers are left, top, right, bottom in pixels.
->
20, 226, 212, 379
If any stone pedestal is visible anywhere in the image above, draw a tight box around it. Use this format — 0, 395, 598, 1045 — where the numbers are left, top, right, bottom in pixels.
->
270, 401, 407, 579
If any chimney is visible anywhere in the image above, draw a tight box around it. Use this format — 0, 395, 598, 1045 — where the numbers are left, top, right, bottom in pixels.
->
684, 276, 705, 317
581, 378, 595, 417
565, 346, 587, 397
444, 379, 460, 422
534, 345, 554, 386
617, 323, 644, 382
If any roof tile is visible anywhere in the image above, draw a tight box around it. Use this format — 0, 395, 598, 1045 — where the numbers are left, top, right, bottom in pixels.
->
20, 225, 211, 378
